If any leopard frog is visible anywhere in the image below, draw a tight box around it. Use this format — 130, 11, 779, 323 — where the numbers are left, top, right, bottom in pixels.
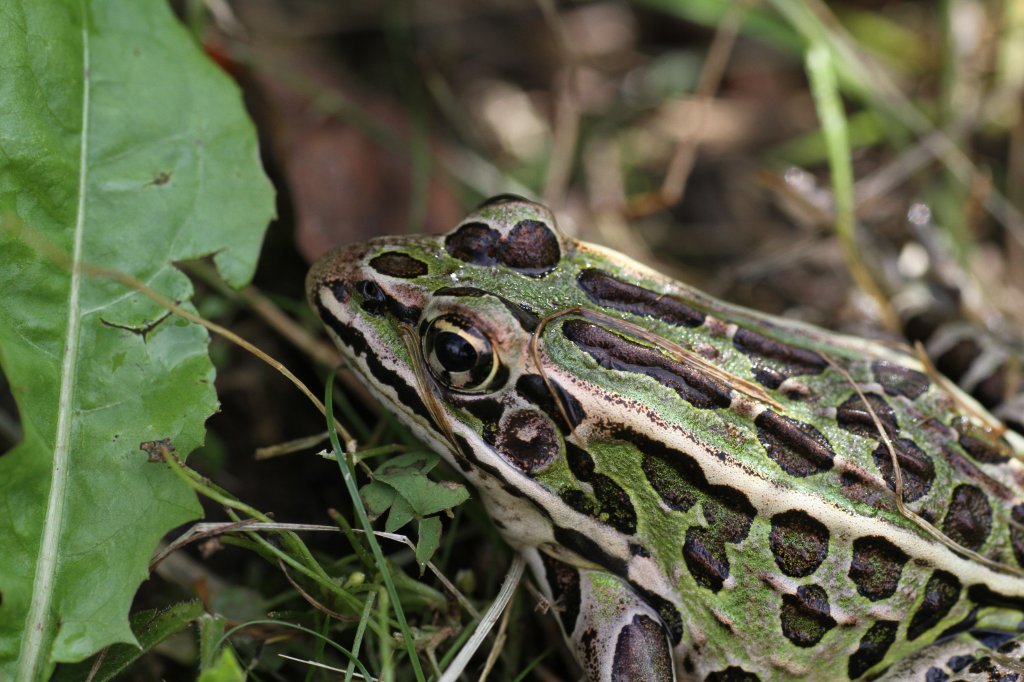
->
307, 196, 1024, 681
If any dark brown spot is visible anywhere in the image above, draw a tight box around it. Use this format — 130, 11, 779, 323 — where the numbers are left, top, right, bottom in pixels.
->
564, 319, 732, 409
954, 417, 1013, 464
539, 553, 581, 633
769, 510, 830, 577
702, 487, 756, 544
836, 393, 899, 439
733, 328, 827, 389
565, 441, 596, 479
908, 571, 961, 640
967, 657, 996, 675
461, 397, 504, 425
641, 443, 701, 511
684, 526, 729, 592
368, 251, 428, 278
942, 484, 992, 551
564, 443, 637, 534
592, 474, 638, 534
1011, 504, 1024, 567
629, 426, 753, 591
445, 222, 500, 265
849, 536, 908, 601
498, 219, 560, 275
562, 488, 599, 517
705, 667, 762, 682
516, 374, 586, 431
493, 409, 559, 473
848, 620, 898, 679
780, 584, 836, 647
755, 410, 835, 477
872, 360, 930, 399
871, 438, 935, 502
578, 269, 705, 328
611, 614, 674, 682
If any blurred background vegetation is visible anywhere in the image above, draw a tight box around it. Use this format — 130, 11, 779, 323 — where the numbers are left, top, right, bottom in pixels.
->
41, 0, 1024, 679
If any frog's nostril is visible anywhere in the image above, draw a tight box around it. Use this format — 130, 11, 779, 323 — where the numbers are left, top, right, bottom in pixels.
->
355, 280, 385, 302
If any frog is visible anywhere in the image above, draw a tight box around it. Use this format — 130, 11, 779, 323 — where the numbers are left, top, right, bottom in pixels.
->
307, 195, 1024, 681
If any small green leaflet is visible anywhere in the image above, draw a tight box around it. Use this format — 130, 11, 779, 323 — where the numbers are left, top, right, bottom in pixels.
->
360, 452, 469, 569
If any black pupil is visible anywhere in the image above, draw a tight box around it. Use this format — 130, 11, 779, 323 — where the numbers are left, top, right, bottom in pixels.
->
435, 331, 477, 372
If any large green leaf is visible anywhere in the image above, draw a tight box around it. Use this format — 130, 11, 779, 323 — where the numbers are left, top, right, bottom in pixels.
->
0, 1, 274, 678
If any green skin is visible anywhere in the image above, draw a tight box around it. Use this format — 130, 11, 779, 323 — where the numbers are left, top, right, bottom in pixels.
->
308, 197, 1024, 681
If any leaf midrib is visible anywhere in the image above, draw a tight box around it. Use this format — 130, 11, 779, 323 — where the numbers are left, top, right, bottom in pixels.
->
18, 12, 90, 679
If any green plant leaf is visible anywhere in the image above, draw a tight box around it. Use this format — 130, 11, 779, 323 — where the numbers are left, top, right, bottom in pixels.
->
360, 452, 469, 534
415, 516, 442, 572
0, 1, 274, 678
52, 600, 206, 682
197, 648, 245, 682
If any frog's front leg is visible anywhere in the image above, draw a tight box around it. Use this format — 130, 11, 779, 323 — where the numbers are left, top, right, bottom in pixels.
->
524, 548, 677, 681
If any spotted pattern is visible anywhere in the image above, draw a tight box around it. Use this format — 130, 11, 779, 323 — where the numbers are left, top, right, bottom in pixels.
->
577, 269, 705, 328
563, 319, 732, 409
611, 614, 674, 681
847, 620, 898, 679
780, 584, 836, 648
368, 251, 428, 278
492, 409, 560, 474
444, 218, 561, 276
871, 438, 935, 502
942, 484, 993, 551
768, 510, 830, 577
732, 328, 826, 389
954, 417, 1013, 464
629, 427, 754, 592
872, 360, 930, 399
908, 570, 962, 640
848, 536, 908, 601
564, 443, 637, 535
755, 410, 835, 477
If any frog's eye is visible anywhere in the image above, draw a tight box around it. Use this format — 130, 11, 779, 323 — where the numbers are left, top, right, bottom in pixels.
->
423, 314, 500, 393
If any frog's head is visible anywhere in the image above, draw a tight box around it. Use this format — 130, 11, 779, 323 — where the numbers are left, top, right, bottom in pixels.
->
307, 195, 583, 483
